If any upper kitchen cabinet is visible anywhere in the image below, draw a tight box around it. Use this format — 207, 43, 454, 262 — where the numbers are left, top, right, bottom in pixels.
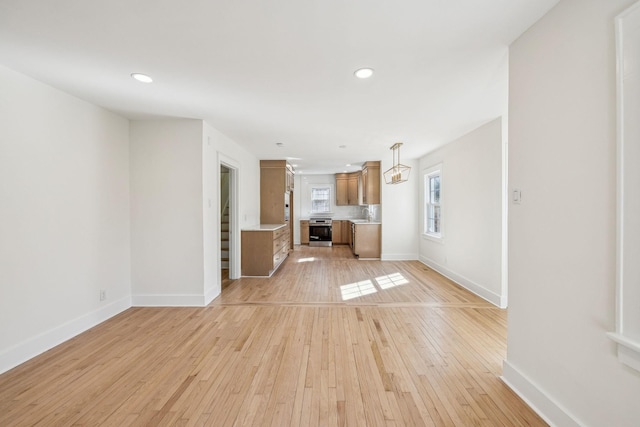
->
361, 161, 381, 205
336, 173, 348, 205
335, 172, 361, 206
285, 164, 294, 192
348, 173, 360, 204
260, 160, 294, 225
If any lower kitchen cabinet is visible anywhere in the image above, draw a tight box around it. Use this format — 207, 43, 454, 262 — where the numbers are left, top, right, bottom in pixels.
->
241, 225, 290, 276
332, 220, 343, 244
352, 223, 381, 259
331, 220, 353, 245
344, 221, 352, 246
300, 220, 309, 244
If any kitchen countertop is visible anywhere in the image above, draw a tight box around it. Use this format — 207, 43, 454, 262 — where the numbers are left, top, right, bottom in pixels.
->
242, 224, 287, 231
300, 217, 367, 221
348, 219, 381, 225
299, 218, 381, 225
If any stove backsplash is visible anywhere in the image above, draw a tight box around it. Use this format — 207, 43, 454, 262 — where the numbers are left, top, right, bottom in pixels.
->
306, 204, 381, 221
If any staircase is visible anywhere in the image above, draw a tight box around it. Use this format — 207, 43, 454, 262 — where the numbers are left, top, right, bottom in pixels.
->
221, 205, 230, 269
220, 168, 231, 271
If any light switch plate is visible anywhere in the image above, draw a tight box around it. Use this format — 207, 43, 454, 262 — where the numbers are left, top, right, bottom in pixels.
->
513, 189, 522, 204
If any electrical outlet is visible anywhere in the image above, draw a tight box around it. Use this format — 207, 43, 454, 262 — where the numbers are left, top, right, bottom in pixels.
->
99, 290, 106, 301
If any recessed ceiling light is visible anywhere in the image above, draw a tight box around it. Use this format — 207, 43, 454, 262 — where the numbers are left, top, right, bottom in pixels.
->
354, 68, 374, 79
346, 164, 351, 167
131, 73, 153, 83
343, 170, 347, 173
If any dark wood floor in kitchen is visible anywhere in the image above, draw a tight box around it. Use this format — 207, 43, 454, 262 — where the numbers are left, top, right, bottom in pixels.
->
0, 245, 547, 426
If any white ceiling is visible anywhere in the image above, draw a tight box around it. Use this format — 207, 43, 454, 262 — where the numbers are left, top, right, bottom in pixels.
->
0, 0, 559, 174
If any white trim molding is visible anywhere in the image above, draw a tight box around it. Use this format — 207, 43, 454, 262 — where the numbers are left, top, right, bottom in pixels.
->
501, 361, 583, 427
381, 253, 419, 261
501, 115, 509, 308
418, 255, 506, 308
218, 152, 241, 281
607, 332, 640, 372
611, 0, 640, 373
0, 296, 131, 375
132, 294, 209, 307
204, 286, 219, 306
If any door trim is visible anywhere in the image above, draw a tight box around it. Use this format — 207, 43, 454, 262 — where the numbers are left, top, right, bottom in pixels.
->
218, 152, 240, 280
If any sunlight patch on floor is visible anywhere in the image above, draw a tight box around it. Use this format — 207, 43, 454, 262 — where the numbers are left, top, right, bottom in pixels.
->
298, 257, 316, 263
375, 272, 409, 290
340, 280, 377, 300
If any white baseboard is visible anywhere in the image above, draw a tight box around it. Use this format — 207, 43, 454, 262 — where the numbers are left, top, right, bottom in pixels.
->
204, 286, 220, 306
0, 296, 131, 375
132, 293, 209, 307
501, 360, 583, 427
381, 253, 419, 261
418, 255, 506, 308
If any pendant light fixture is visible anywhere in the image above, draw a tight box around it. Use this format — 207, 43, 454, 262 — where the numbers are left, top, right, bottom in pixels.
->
383, 142, 411, 184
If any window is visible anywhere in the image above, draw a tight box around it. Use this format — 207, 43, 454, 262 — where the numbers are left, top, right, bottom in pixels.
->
310, 186, 331, 213
424, 168, 442, 237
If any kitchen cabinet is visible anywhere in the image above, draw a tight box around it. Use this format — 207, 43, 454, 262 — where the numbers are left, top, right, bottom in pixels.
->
260, 160, 294, 249
361, 161, 380, 205
331, 220, 351, 245
286, 166, 294, 192
332, 220, 343, 244
241, 225, 290, 276
335, 172, 361, 206
351, 222, 381, 259
300, 220, 309, 244
336, 175, 349, 205
344, 221, 352, 246
347, 173, 360, 205
336, 173, 349, 206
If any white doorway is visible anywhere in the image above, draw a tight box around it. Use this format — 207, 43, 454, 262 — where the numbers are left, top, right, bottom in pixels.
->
219, 154, 240, 283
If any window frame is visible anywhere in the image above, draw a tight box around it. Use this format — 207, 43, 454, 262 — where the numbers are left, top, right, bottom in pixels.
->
608, 2, 640, 373
423, 164, 443, 240
310, 185, 332, 214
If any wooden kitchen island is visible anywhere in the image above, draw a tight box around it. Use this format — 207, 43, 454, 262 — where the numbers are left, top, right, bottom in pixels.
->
241, 224, 290, 277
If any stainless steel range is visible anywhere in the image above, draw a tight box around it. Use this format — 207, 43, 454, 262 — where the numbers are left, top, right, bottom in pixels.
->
309, 218, 332, 247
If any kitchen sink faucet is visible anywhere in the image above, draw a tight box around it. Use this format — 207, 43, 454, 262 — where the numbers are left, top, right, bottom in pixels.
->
362, 206, 373, 222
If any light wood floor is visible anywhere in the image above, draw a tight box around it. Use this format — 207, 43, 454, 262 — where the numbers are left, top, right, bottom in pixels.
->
0, 246, 546, 426
221, 268, 233, 290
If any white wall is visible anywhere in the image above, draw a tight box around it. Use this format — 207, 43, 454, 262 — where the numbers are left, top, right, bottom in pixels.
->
130, 119, 260, 305
130, 120, 206, 305
381, 158, 419, 260
0, 65, 131, 373
0, 65, 260, 372
202, 121, 260, 296
418, 118, 504, 306
505, 1, 640, 426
